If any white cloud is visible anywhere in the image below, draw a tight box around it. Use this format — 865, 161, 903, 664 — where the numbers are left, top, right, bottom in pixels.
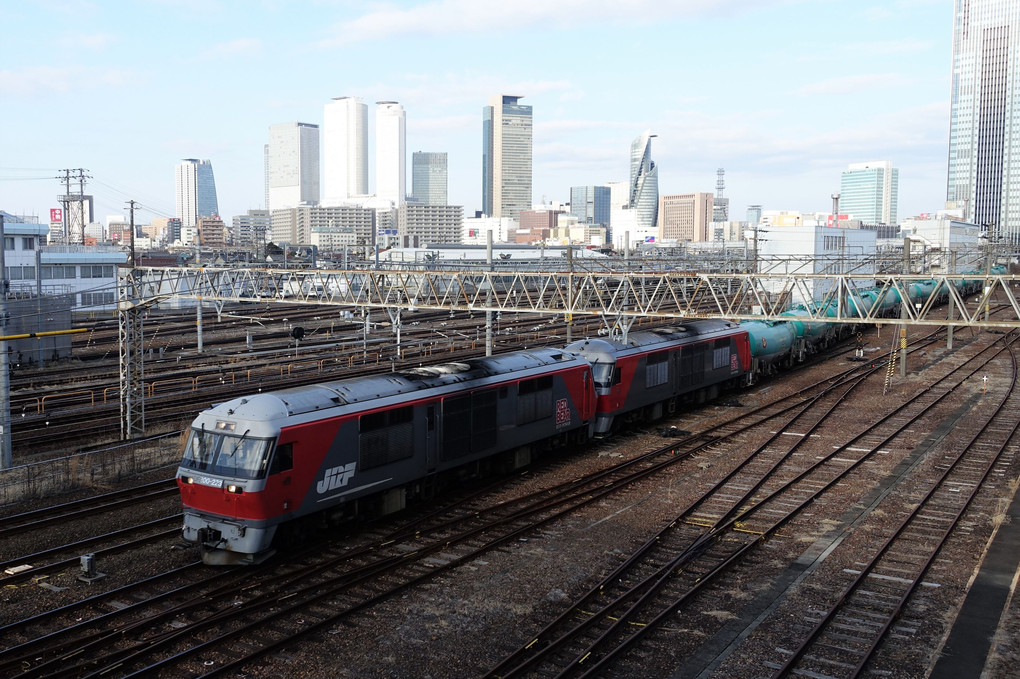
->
201, 38, 263, 59
64, 32, 117, 50
317, 0, 787, 46
794, 73, 908, 96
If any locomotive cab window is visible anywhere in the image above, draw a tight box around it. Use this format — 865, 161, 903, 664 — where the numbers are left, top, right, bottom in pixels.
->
269, 442, 294, 474
181, 427, 274, 480
591, 362, 617, 389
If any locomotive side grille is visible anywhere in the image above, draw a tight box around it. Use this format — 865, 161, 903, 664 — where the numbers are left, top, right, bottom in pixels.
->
359, 407, 414, 470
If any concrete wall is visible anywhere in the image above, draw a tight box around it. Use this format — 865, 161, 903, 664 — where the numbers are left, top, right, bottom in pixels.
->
0, 435, 180, 506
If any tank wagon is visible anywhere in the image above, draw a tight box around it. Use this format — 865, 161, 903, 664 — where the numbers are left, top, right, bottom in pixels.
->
178, 270, 993, 564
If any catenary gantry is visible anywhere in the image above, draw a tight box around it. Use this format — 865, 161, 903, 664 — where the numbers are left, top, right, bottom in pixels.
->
115, 264, 1020, 439
119, 265, 1020, 329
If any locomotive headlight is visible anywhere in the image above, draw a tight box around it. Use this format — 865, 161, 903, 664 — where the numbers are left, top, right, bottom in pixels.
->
184, 476, 194, 485
226, 484, 244, 494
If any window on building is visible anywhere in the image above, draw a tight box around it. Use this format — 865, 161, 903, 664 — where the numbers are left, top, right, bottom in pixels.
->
3, 237, 13, 251
41, 265, 76, 280
21, 237, 35, 250
82, 265, 114, 279
80, 292, 116, 306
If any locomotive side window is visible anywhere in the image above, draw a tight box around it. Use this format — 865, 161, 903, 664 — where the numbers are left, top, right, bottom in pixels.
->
269, 442, 293, 474
180, 428, 274, 480
441, 389, 498, 459
517, 375, 553, 425
713, 338, 731, 370
646, 351, 669, 387
359, 406, 414, 470
472, 389, 498, 450
441, 394, 472, 459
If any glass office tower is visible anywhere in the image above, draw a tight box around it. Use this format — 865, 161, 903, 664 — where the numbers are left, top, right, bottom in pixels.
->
948, 1, 1020, 243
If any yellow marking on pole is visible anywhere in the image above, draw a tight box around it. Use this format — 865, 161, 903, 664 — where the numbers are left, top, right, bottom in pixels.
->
0, 328, 88, 341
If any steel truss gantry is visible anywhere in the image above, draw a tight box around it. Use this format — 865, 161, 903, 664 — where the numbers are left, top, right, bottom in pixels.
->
121, 266, 1020, 328
116, 265, 1020, 439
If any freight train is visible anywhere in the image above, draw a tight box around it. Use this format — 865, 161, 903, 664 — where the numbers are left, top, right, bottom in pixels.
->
177, 274, 991, 565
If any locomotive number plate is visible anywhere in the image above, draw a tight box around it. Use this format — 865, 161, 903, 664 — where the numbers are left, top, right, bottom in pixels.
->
197, 476, 224, 488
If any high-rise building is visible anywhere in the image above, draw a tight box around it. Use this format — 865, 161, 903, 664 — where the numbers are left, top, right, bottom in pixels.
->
840, 161, 898, 225
412, 152, 448, 206
659, 193, 714, 242
232, 209, 271, 247
482, 94, 532, 220
569, 186, 610, 225
376, 102, 406, 206
949, 1, 1020, 242
746, 205, 763, 226
399, 203, 463, 245
323, 96, 368, 203
175, 159, 218, 228
629, 131, 658, 231
267, 122, 320, 212
271, 204, 375, 246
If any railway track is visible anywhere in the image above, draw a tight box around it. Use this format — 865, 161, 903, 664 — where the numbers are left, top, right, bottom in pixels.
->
483, 329, 1014, 678
766, 335, 1020, 677
0, 336, 934, 677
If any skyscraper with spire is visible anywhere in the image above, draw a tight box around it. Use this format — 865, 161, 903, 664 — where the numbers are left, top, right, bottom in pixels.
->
629, 130, 658, 231
948, 0, 1020, 243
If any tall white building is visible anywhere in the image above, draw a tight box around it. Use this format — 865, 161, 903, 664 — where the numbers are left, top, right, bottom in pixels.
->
948, 0, 1020, 243
175, 159, 218, 228
267, 122, 320, 211
375, 101, 406, 206
323, 96, 368, 204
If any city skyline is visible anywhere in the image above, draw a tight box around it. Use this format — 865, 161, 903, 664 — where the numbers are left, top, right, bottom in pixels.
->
3, 1, 951, 229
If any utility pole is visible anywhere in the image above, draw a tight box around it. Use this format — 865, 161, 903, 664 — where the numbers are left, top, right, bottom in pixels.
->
0, 215, 11, 469
126, 200, 137, 267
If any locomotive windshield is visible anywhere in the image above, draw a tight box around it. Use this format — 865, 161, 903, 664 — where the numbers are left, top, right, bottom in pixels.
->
180, 427, 274, 480
591, 362, 616, 389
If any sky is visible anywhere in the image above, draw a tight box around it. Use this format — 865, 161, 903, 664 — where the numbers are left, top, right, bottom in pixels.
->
1, 0, 951, 229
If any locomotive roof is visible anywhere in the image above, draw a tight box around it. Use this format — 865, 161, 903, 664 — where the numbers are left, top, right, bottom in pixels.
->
208, 346, 583, 420
566, 319, 741, 356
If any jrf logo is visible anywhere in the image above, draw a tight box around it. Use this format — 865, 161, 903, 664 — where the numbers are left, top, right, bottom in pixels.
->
317, 462, 357, 493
